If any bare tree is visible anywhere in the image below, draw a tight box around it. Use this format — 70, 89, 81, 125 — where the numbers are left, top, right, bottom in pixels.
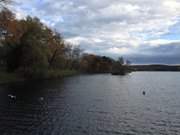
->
118, 57, 124, 65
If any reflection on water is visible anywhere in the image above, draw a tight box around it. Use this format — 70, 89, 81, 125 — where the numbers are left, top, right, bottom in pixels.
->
0, 72, 180, 135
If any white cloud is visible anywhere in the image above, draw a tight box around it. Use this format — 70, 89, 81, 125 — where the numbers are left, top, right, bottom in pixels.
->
9, 0, 180, 63
105, 47, 132, 55
144, 39, 180, 47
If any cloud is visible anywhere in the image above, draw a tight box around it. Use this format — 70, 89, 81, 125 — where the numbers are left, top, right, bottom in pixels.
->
10, 0, 180, 64
104, 47, 132, 55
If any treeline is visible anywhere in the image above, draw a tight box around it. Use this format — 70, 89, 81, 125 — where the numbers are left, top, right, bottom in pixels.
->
0, 8, 130, 79
130, 65, 180, 71
80, 55, 131, 74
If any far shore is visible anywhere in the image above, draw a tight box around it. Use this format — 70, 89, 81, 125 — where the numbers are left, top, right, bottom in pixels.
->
130, 64, 180, 71
0, 64, 180, 84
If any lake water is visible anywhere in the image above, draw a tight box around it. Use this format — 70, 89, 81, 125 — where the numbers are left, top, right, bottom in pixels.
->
0, 72, 180, 135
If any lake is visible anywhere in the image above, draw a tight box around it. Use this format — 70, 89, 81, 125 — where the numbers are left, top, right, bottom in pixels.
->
0, 72, 180, 135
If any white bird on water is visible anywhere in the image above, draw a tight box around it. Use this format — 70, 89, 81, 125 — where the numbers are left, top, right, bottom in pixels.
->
8, 94, 16, 99
39, 97, 44, 101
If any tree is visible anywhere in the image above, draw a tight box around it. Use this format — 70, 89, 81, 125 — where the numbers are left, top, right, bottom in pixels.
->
0, 9, 21, 68
0, 8, 23, 46
0, 8, 15, 38
0, 8, 131, 79
47, 32, 65, 69
118, 57, 124, 65
4, 17, 50, 77
126, 60, 131, 65
111, 57, 131, 75
70, 46, 82, 70
80, 54, 114, 73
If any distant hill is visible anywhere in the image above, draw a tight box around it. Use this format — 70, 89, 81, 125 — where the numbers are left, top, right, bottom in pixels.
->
130, 65, 180, 71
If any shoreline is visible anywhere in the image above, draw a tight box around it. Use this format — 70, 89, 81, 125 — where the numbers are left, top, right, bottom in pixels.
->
1, 69, 180, 85
0, 69, 78, 85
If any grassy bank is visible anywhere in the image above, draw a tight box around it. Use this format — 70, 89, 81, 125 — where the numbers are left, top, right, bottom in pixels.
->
0, 71, 24, 84
0, 69, 78, 84
46, 69, 78, 79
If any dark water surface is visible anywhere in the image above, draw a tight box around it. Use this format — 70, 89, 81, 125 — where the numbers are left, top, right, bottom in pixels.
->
0, 72, 180, 135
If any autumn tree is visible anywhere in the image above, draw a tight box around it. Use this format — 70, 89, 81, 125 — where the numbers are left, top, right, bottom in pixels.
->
2, 16, 49, 77
71, 46, 82, 70
111, 57, 131, 75
80, 54, 114, 73
47, 32, 66, 69
0, 8, 15, 39
0, 8, 131, 79
0, 8, 21, 68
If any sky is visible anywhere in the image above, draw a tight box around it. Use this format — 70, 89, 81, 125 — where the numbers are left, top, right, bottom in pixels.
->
9, 0, 180, 64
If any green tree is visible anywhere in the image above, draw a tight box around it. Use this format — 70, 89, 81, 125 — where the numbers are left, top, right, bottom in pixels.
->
4, 17, 50, 77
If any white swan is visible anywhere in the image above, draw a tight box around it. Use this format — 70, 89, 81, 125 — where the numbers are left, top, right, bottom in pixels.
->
39, 97, 44, 101
8, 94, 16, 99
